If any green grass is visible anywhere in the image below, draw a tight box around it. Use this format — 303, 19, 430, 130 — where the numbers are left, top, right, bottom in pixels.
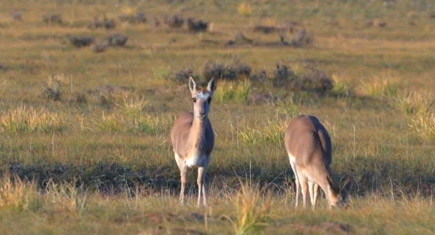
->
0, 0, 434, 234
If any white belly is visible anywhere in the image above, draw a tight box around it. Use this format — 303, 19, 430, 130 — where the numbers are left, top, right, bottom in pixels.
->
185, 153, 208, 168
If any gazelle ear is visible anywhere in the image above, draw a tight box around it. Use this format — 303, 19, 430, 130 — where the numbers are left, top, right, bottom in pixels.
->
207, 77, 217, 94
188, 76, 196, 94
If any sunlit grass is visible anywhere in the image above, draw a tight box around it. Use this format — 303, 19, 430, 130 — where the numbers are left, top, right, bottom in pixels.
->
214, 80, 251, 103
0, 106, 66, 133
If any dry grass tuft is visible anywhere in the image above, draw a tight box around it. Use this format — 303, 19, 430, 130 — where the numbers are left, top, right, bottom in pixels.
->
239, 120, 286, 145
0, 106, 66, 133
214, 80, 251, 103
0, 176, 42, 212
232, 182, 272, 235
238, 3, 253, 16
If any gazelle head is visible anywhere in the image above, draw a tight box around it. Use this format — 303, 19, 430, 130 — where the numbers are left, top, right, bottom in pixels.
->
328, 176, 352, 209
188, 77, 217, 120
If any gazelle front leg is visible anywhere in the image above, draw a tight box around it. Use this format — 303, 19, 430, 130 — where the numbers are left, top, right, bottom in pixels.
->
197, 166, 207, 207
180, 165, 187, 204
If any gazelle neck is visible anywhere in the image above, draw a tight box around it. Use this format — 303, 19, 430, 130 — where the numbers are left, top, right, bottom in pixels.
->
189, 116, 208, 150
326, 174, 341, 207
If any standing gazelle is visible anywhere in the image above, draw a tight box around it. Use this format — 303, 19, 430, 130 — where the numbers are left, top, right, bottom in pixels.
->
171, 77, 217, 207
284, 115, 351, 209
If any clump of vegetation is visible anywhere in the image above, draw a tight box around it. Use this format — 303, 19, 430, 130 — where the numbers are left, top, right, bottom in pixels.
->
118, 12, 147, 24
41, 76, 62, 101
93, 42, 108, 53
11, 11, 23, 21
116, 95, 148, 116
106, 33, 128, 47
0, 176, 42, 212
68, 36, 94, 48
187, 18, 208, 33
291, 29, 314, 47
96, 112, 123, 132
129, 114, 172, 135
213, 80, 251, 103
409, 111, 435, 141
301, 68, 334, 94
232, 182, 272, 235
239, 120, 285, 145
394, 92, 431, 116
164, 15, 184, 28
171, 68, 197, 84
237, 2, 253, 16
273, 64, 298, 87
0, 106, 66, 133
90, 17, 116, 29
42, 13, 62, 24
394, 92, 435, 141
331, 74, 351, 97
203, 61, 251, 81
361, 79, 399, 98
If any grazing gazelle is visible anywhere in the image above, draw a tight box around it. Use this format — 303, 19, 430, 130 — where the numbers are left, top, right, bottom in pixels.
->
171, 77, 217, 207
284, 115, 351, 209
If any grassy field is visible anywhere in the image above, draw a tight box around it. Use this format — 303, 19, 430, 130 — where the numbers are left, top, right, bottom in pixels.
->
0, 0, 434, 234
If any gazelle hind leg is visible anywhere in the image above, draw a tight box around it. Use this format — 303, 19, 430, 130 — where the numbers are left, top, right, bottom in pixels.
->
289, 156, 300, 208
313, 183, 319, 207
308, 181, 315, 209
299, 174, 309, 208
175, 153, 186, 204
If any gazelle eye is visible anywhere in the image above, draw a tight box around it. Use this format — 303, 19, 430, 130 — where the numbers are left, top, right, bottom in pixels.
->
192, 98, 197, 103
207, 97, 212, 103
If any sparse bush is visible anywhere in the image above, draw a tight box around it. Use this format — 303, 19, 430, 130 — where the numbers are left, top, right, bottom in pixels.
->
290, 29, 314, 47
90, 17, 116, 29
273, 64, 297, 87
213, 80, 251, 103
250, 70, 268, 83
203, 61, 251, 81
68, 36, 94, 48
106, 33, 128, 47
118, 12, 147, 24
187, 18, 208, 33
301, 69, 333, 94
41, 77, 62, 101
42, 13, 62, 24
11, 11, 23, 21
93, 42, 108, 53
0, 106, 66, 133
72, 92, 87, 104
164, 15, 184, 28
171, 68, 197, 84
